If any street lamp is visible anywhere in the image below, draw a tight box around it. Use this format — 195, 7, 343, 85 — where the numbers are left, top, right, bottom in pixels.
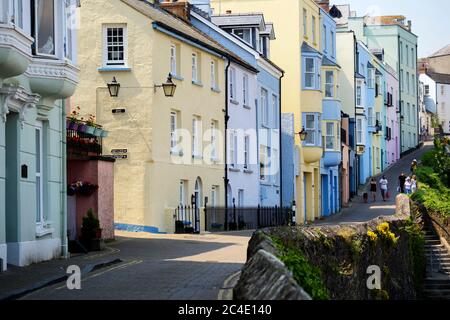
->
155, 74, 177, 97
107, 77, 120, 97
298, 128, 308, 141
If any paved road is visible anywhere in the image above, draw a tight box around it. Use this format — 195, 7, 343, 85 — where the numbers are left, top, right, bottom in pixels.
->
315, 142, 434, 225
21, 231, 252, 300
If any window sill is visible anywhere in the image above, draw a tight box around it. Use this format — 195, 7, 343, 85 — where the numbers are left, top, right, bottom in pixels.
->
229, 167, 240, 172
261, 123, 271, 129
243, 104, 251, 110
192, 155, 203, 160
192, 80, 203, 87
230, 99, 239, 106
98, 66, 131, 72
211, 87, 221, 93
36, 223, 54, 238
260, 180, 272, 186
170, 150, 183, 157
243, 169, 253, 174
171, 74, 184, 81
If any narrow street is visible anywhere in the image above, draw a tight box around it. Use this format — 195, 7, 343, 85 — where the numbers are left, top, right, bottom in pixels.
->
316, 142, 434, 225
20, 231, 252, 300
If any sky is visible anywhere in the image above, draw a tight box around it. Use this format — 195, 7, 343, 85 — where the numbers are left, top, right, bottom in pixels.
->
331, 0, 450, 58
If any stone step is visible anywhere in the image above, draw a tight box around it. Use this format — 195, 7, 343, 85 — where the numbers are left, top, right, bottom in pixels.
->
425, 283, 450, 290
425, 240, 443, 245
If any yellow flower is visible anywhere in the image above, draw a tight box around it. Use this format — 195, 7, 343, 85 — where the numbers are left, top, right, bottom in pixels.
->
376, 222, 390, 234
367, 230, 378, 242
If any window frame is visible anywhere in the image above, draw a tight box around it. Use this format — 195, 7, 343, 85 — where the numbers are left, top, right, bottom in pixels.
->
210, 120, 218, 160
103, 24, 128, 67
243, 74, 249, 106
210, 60, 216, 90
356, 118, 364, 145
368, 107, 375, 127
244, 135, 249, 170
304, 113, 317, 146
191, 52, 198, 83
170, 111, 179, 153
303, 9, 308, 37
261, 88, 269, 127
304, 57, 316, 89
324, 70, 334, 98
229, 67, 236, 100
325, 122, 335, 151
192, 116, 202, 157
232, 28, 252, 46
33, 0, 57, 57
35, 121, 44, 225
170, 44, 177, 76
272, 94, 278, 128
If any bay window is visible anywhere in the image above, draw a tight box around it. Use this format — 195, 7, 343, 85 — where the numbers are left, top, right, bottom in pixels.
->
356, 118, 365, 145
325, 70, 334, 98
356, 81, 363, 107
304, 57, 316, 89
305, 114, 316, 145
325, 122, 335, 150
33, 0, 56, 56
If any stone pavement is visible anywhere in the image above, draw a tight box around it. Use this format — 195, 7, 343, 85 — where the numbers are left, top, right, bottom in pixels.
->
12, 230, 252, 300
315, 142, 434, 226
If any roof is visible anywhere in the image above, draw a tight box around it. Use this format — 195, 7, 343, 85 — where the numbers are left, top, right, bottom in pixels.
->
260, 23, 275, 40
120, 0, 257, 72
211, 13, 266, 30
430, 44, 450, 58
301, 42, 321, 55
322, 56, 340, 68
426, 72, 450, 85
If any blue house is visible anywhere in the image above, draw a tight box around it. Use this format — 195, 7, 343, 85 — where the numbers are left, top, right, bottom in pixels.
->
319, 8, 341, 216
189, 6, 284, 207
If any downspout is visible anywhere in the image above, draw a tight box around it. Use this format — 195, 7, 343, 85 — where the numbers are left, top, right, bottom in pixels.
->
353, 34, 358, 192
279, 71, 285, 207
398, 35, 402, 157
61, 99, 68, 258
416, 43, 419, 147
224, 57, 231, 212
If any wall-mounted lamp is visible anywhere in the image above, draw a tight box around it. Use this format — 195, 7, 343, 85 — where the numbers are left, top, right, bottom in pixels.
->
154, 74, 177, 97
107, 77, 120, 97
298, 128, 308, 141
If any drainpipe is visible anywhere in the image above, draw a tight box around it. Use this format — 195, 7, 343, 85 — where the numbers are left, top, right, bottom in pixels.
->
353, 33, 358, 193
224, 58, 231, 213
415, 43, 419, 147
279, 71, 285, 207
61, 99, 68, 258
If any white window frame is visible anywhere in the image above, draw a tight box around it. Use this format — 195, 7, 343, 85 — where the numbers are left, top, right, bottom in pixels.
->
244, 135, 249, 170
304, 57, 316, 89
170, 111, 178, 153
210, 60, 216, 90
103, 24, 127, 67
192, 52, 198, 83
63, 0, 73, 60
229, 130, 237, 168
192, 117, 202, 157
425, 85, 430, 95
325, 70, 334, 98
406, 45, 409, 66
243, 74, 249, 106
331, 31, 335, 57
179, 180, 186, 206
323, 24, 327, 53
33, 0, 57, 57
368, 107, 375, 126
211, 186, 218, 208
305, 113, 317, 146
312, 15, 316, 43
35, 121, 44, 225
259, 144, 267, 181
356, 80, 363, 107
368, 68, 375, 89
238, 189, 244, 207
356, 117, 366, 145
406, 72, 410, 93
261, 88, 269, 126
325, 122, 335, 151
210, 121, 218, 160
170, 44, 177, 76
303, 9, 307, 37
13, 0, 24, 29
272, 94, 278, 128
229, 67, 236, 100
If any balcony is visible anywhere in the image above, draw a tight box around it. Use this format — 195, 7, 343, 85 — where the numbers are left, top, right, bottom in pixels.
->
67, 120, 105, 160
302, 146, 323, 164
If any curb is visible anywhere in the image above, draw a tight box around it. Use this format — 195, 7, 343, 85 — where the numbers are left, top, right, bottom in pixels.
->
217, 271, 241, 300
0, 258, 123, 301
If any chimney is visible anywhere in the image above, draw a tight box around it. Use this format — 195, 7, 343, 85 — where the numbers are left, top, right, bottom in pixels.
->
189, 0, 212, 17
159, 0, 192, 22
407, 20, 412, 31
315, 0, 330, 12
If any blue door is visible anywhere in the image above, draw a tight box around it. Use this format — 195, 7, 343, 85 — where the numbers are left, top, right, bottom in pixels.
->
321, 175, 329, 217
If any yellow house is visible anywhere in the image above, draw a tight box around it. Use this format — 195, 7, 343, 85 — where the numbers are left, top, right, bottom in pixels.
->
210, 0, 323, 223
73, 0, 248, 233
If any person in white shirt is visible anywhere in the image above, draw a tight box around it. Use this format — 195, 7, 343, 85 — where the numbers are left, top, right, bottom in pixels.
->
411, 175, 417, 193
404, 177, 412, 195
379, 176, 388, 202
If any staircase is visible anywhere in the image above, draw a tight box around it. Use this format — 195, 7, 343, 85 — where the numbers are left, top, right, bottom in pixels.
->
423, 224, 450, 300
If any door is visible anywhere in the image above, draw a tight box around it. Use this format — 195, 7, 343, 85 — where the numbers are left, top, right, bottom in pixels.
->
67, 195, 77, 240
194, 178, 202, 233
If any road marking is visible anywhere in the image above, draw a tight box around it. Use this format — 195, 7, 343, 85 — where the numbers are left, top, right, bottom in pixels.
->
54, 260, 143, 290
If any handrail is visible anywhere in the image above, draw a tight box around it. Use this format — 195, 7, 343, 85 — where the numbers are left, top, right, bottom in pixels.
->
425, 211, 450, 240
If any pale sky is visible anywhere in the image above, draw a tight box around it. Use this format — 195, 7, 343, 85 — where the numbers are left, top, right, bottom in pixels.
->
331, 0, 450, 58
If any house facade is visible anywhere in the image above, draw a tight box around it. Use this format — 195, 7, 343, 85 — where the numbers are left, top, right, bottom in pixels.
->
319, 7, 341, 216
73, 0, 265, 233
209, 12, 283, 207
0, 0, 79, 269
211, 0, 327, 223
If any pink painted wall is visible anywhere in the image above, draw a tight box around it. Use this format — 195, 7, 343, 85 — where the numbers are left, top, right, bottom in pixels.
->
67, 159, 115, 240
385, 69, 400, 166
341, 117, 350, 206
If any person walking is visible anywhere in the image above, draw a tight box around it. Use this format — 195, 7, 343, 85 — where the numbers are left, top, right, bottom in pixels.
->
404, 177, 412, 195
410, 159, 418, 174
411, 175, 418, 193
370, 178, 377, 202
398, 173, 406, 193
379, 175, 388, 202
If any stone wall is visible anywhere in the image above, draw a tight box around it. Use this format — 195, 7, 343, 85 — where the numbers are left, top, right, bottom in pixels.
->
235, 195, 425, 300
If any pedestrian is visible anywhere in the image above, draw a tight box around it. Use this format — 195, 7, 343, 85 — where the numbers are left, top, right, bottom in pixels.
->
411, 175, 417, 193
370, 178, 377, 202
404, 177, 412, 195
398, 173, 406, 193
379, 175, 388, 201
410, 159, 418, 174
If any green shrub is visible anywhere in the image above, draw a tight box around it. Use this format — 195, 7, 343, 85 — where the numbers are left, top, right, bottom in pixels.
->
81, 208, 100, 240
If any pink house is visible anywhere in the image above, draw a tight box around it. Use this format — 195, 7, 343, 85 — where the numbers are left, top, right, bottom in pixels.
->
384, 65, 400, 166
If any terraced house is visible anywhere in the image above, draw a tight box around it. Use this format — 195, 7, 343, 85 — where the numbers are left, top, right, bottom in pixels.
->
0, 0, 79, 270
73, 0, 263, 234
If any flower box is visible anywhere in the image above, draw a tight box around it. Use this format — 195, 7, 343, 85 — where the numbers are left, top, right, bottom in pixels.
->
93, 128, 103, 137
77, 124, 87, 133
67, 121, 79, 131
100, 130, 109, 138
85, 125, 95, 135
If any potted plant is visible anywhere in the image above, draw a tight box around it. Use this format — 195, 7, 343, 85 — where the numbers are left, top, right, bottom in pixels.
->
85, 114, 97, 135
100, 130, 109, 138
93, 125, 103, 137
67, 107, 81, 130
77, 118, 87, 133
80, 208, 103, 251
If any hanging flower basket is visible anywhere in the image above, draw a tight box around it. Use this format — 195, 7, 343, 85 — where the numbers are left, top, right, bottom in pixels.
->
85, 125, 96, 135
68, 181, 99, 197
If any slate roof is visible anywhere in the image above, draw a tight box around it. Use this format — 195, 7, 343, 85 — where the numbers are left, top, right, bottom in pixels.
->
120, 0, 257, 72
430, 44, 450, 57
322, 56, 340, 68
301, 42, 321, 55
427, 72, 450, 85
211, 13, 266, 30
260, 23, 275, 40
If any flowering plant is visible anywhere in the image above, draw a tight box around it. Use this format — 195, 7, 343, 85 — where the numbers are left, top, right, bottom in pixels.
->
69, 106, 82, 123
67, 181, 99, 196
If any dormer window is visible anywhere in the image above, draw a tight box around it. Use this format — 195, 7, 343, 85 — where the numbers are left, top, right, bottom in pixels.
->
32, 0, 56, 57
232, 28, 252, 46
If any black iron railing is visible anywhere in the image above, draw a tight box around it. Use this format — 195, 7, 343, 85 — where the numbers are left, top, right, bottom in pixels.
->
67, 128, 102, 159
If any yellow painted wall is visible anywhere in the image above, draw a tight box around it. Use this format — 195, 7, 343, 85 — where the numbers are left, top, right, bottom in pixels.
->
211, 0, 323, 223
74, 0, 225, 232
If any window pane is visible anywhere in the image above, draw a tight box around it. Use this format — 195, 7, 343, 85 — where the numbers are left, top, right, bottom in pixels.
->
36, 0, 55, 55
305, 58, 314, 73
306, 115, 315, 129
